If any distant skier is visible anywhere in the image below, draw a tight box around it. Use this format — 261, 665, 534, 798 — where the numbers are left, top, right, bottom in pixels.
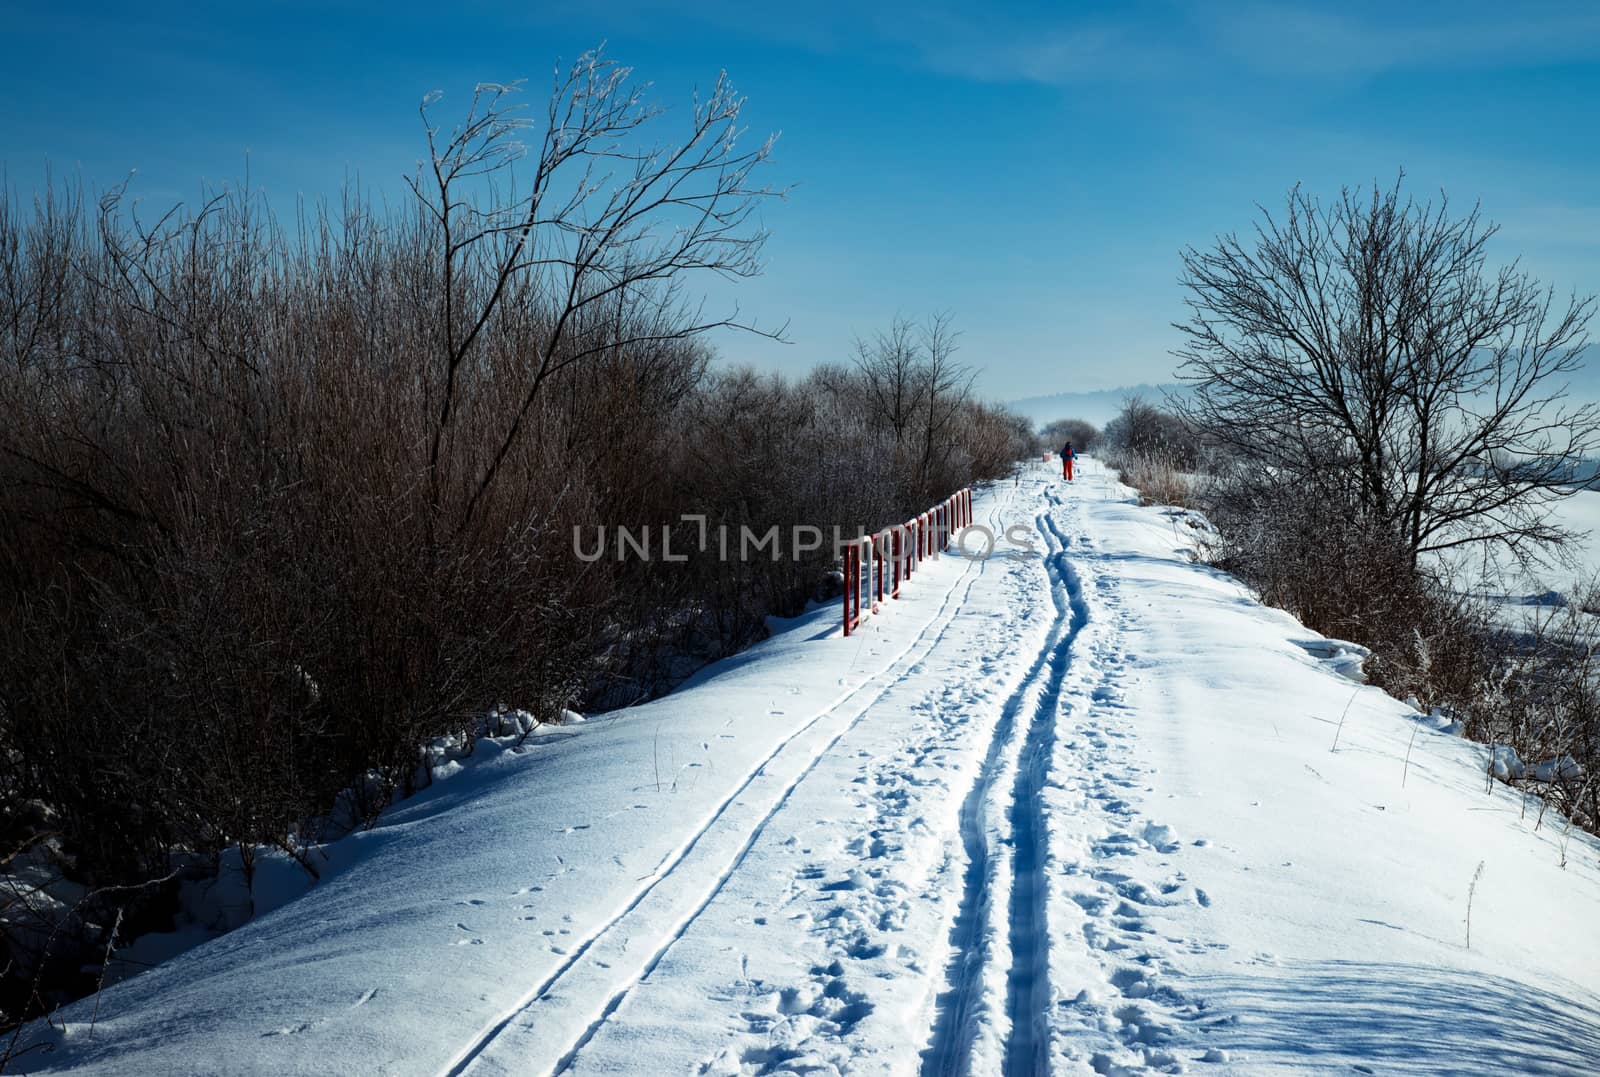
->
1061, 440, 1075, 481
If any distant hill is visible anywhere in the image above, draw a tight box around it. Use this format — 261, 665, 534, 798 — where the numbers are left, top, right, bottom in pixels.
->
1009, 383, 1188, 430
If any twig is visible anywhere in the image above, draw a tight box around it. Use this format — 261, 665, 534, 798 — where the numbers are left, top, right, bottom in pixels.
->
1465, 860, 1485, 949
1331, 686, 1361, 752
87, 906, 125, 1041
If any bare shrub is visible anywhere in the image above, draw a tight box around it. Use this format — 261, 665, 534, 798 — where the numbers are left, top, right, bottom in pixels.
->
1200, 464, 1490, 706
1472, 590, 1600, 835
1101, 397, 1208, 471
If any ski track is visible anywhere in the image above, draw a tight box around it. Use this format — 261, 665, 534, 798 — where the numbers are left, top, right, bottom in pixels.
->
923, 468, 1201, 1077
1002, 508, 1091, 1077
445, 482, 1025, 1077
919, 485, 1084, 1077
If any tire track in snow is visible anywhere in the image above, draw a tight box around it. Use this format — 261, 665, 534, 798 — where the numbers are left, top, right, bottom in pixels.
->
920, 481, 1088, 1077
443, 483, 1022, 1077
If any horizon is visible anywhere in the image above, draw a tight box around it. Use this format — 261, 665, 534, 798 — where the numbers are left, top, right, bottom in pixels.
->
3, 1, 1598, 401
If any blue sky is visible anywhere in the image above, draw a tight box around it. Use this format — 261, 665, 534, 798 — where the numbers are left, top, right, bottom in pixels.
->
3, 1, 1597, 399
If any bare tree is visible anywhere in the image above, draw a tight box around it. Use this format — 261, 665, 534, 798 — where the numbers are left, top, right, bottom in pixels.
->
851, 317, 921, 447
1174, 176, 1598, 565
916, 312, 975, 497
850, 313, 975, 500
407, 50, 785, 536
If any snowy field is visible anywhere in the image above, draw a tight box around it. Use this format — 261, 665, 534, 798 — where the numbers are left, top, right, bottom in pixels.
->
1546, 485, 1600, 591
14, 460, 1600, 1075
1456, 484, 1600, 596
1448, 484, 1600, 634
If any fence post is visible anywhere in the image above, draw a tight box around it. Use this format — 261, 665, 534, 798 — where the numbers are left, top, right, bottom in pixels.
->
859, 538, 868, 622
858, 538, 869, 629
843, 542, 855, 635
875, 533, 885, 604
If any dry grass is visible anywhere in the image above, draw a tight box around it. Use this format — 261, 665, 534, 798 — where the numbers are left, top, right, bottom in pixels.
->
1105, 449, 1202, 508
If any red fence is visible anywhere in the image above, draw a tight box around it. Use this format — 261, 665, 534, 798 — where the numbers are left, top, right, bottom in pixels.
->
843, 487, 974, 636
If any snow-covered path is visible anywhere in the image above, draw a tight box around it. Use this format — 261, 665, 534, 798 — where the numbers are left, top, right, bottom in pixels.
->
20, 461, 1600, 1076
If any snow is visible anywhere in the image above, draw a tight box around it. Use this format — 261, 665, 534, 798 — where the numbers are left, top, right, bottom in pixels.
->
1547, 486, 1600, 589
1489, 745, 1527, 782
13, 460, 1600, 1076
1532, 756, 1584, 784
1454, 485, 1600, 629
